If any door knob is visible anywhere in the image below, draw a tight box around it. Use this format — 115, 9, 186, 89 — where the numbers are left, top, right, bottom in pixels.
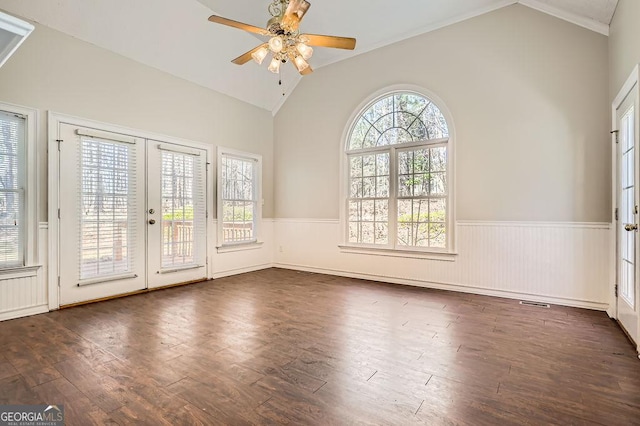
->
624, 223, 638, 231
149, 219, 156, 225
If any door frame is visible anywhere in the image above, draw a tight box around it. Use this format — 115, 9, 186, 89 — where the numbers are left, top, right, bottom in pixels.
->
610, 64, 640, 350
48, 112, 215, 310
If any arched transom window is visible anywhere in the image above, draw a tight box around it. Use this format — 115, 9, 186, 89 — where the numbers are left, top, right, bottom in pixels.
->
346, 91, 452, 251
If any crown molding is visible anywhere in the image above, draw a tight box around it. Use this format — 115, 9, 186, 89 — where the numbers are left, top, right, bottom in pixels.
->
518, 0, 610, 36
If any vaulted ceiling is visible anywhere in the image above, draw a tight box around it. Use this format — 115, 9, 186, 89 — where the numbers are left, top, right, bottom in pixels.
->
0, 0, 619, 113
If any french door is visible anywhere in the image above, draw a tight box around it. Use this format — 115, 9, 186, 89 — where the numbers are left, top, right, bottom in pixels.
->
146, 141, 207, 288
57, 124, 207, 306
616, 83, 639, 346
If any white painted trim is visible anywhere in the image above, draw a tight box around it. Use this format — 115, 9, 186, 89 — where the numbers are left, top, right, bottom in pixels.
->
216, 146, 263, 248
38, 222, 49, 314
216, 242, 264, 253
273, 218, 340, 224
75, 127, 138, 144
0, 102, 38, 270
613, 65, 640, 109
273, 262, 609, 311
48, 112, 215, 152
610, 65, 640, 320
0, 265, 40, 280
0, 304, 48, 322
273, 218, 610, 229
47, 112, 59, 310
211, 263, 272, 279
458, 221, 611, 229
0, 11, 34, 68
518, 0, 610, 36
338, 245, 458, 261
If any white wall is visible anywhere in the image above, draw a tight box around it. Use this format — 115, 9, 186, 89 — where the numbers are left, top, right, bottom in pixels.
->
275, 4, 610, 222
273, 4, 612, 309
609, 0, 640, 102
0, 22, 275, 221
0, 21, 275, 319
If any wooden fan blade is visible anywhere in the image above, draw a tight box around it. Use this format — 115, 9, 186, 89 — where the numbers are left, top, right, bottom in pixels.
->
232, 44, 268, 65
301, 34, 356, 50
208, 15, 268, 35
300, 65, 313, 76
282, 0, 311, 31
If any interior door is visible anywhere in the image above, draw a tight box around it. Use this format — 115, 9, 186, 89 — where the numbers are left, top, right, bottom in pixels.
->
617, 84, 639, 345
146, 141, 207, 288
58, 124, 146, 305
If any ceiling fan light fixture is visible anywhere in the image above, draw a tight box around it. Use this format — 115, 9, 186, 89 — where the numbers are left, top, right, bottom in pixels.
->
268, 36, 284, 53
252, 46, 269, 64
268, 57, 281, 73
296, 42, 313, 60
208, 0, 357, 77
293, 55, 309, 72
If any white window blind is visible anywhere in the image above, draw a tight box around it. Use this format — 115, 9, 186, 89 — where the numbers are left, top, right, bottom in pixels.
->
0, 111, 25, 268
78, 136, 137, 280
220, 154, 258, 244
160, 148, 205, 268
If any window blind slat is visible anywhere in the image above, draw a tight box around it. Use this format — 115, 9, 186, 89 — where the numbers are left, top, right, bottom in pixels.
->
160, 149, 206, 269
78, 136, 137, 281
0, 111, 25, 268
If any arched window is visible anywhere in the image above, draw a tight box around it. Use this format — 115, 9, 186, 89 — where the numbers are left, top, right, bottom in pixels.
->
345, 90, 453, 251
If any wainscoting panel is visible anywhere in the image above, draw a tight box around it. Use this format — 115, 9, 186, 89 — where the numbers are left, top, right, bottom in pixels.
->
0, 268, 47, 321
0, 222, 49, 321
273, 220, 611, 310
209, 219, 274, 279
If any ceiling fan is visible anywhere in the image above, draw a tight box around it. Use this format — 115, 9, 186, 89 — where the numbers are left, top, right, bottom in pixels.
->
208, 0, 356, 75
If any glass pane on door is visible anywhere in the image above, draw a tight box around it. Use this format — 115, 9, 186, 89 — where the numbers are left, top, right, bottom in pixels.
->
160, 150, 204, 268
79, 137, 137, 280
621, 107, 636, 308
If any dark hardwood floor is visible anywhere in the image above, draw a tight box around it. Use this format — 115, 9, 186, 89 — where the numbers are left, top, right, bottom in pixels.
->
1, 268, 639, 425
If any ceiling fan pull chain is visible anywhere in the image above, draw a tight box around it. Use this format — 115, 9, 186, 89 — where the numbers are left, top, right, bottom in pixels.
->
279, 68, 286, 97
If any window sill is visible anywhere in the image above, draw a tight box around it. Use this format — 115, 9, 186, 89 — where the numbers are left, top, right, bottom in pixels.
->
217, 241, 264, 254
0, 265, 41, 280
338, 245, 457, 261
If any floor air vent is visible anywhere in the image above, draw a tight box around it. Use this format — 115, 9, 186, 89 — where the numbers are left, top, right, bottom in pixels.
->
519, 300, 550, 308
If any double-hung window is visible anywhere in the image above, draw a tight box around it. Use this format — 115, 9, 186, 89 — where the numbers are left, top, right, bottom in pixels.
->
217, 148, 262, 247
0, 104, 35, 269
345, 91, 453, 252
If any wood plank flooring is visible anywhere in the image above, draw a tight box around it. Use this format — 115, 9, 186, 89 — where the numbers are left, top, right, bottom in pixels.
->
1, 268, 639, 425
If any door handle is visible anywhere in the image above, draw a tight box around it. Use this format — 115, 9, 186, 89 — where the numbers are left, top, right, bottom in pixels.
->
624, 223, 638, 231
149, 219, 156, 225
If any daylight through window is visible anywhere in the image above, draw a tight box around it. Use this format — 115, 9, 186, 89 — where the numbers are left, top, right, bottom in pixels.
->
218, 151, 261, 245
0, 111, 25, 267
346, 91, 451, 251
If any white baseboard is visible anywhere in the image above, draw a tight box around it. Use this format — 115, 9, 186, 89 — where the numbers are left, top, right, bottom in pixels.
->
0, 304, 49, 322
273, 262, 609, 311
212, 263, 273, 279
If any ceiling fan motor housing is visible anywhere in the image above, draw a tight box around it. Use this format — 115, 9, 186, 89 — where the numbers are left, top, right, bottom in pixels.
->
267, 17, 285, 35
